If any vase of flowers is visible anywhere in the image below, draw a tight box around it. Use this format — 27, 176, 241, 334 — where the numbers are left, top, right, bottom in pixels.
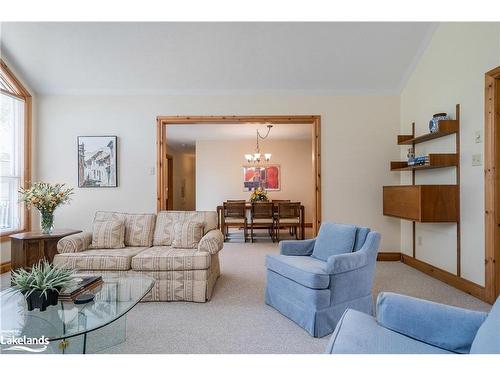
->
11, 261, 74, 311
19, 182, 74, 234
250, 187, 268, 202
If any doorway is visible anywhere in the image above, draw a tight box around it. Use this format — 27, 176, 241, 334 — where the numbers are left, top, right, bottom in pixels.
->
485, 66, 500, 303
156, 115, 321, 235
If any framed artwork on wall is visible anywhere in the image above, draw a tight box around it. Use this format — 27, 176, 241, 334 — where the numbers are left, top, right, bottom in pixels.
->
243, 165, 280, 191
77, 136, 118, 188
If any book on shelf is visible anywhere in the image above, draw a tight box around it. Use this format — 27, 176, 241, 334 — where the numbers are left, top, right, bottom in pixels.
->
59, 275, 103, 301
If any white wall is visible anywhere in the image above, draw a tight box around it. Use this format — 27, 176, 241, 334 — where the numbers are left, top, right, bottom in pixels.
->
20, 94, 401, 264
400, 22, 500, 285
195, 139, 314, 223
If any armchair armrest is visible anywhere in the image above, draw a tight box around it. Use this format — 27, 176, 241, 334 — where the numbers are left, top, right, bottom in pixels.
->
57, 232, 92, 253
376, 292, 487, 354
279, 238, 316, 256
326, 250, 368, 274
198, 229, 224, 254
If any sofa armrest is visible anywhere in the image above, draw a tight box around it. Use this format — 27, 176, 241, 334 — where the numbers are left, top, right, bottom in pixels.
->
279, 238, 316, 256
326, 250, 368, 274
57, 232, 92, 254
376, 292, 487, 354
198, 229, 224, 254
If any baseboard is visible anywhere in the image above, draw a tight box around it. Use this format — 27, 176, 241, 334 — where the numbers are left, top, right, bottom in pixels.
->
377, 252, 402, 261
0, 261, 11, 274
401, 255, 485, 301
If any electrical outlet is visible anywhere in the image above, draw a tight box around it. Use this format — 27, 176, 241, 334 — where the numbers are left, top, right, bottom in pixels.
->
417, 236, 422, 246
474, 130, 483, 143
472, 154, 482, 166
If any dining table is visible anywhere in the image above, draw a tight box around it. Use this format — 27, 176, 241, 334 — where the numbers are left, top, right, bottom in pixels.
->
216, 202, 305, 240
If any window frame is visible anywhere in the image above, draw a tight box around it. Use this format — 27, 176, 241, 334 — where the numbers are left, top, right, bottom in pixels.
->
0, 59, 32, 240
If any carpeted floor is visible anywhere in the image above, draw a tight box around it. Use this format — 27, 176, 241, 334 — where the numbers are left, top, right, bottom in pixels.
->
0, 241, 491, 354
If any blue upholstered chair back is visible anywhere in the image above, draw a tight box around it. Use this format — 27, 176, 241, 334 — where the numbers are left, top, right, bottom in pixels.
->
470, 297, 500, 353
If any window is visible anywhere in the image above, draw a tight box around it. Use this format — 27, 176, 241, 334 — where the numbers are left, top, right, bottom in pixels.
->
0, 60, 31, 236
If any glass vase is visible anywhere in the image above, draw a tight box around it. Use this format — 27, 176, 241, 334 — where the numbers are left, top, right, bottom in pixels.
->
40, 210, 54, 234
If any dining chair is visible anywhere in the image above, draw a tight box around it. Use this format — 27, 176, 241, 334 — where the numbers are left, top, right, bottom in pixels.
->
222, 201, 248, 242
250, 201, 275, 243
275, 202, 302, 241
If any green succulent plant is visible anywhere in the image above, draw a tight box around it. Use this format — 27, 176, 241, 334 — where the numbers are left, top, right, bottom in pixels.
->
11, 261, 75, 298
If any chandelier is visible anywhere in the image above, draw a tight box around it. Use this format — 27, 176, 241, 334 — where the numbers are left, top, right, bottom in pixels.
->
245, 124, 273, 163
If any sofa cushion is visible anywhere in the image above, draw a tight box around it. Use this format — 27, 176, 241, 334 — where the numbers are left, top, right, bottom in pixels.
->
470, 297, 500, 354
94, 211, 156, 247
325, 309, 451, 354
53, 247, 149, 271
131, 246, 211, 271
172, 221, 204, 249
153, 211, 217, 246
91, 220, 125, 249
266, 254, 330, 289
312, 222, 357, 261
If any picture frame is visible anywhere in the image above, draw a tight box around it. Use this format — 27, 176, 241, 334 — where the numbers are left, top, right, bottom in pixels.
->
243, 165, 280, 191
77, 136, 118, 188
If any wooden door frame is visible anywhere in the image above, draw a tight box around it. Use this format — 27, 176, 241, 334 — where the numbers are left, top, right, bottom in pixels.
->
485, 66, 500, 303
156, 115, 322, 234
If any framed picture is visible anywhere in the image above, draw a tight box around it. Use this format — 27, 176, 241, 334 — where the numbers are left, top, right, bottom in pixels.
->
243, 165, 280, 191
77, 136, 118, 188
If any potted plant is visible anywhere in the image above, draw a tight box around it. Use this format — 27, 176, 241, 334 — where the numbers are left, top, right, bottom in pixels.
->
11, 261, 75, 311
19, 182, 74, 234
250, 187, 268, 202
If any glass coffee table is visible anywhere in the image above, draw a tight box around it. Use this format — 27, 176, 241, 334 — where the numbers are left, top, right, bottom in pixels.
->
0, 274, 154, 354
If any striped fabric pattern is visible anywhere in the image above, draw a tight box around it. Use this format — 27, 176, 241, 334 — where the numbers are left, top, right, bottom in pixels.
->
172, 220, 205, 249
153, 211, 218, 246
53, 247, 149, 270
57, 232, 93, 253
197, 229, 224, 254
94, 211, 156, 247
131, 246, 211, 271
91, 220, 125, 249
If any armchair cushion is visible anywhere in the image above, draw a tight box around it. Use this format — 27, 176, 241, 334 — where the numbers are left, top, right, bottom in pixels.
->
198, 229, 224, 254
266, 254, 330, 289
312, 222, 357, 261
470, 297, 500, 354
326, 309, 451, 354
57, 232, 92, 253
376, 292, 487, 354
279, 238, 316, 256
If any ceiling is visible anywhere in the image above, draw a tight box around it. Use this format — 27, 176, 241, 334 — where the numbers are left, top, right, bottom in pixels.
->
167, 123, 312, 151
0, 22, 437, 95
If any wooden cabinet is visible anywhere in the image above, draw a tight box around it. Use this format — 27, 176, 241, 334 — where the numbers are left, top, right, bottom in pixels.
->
383, 185, 459, 222
10, 229, 81, 271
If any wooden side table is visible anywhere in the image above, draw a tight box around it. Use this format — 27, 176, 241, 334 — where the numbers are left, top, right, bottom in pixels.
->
10, 229, 82, 271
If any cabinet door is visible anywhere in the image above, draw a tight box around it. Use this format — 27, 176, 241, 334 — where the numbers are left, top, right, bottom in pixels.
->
25, 240, 45, 268
383, 186, 421, 221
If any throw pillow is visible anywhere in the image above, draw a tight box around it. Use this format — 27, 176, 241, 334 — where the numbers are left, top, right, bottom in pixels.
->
311, 222, 357, 261
91, 220, 125, 249
172, 220, 205, 249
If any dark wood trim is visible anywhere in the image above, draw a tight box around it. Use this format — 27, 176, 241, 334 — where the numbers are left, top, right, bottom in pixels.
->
1, 261, 11, 274
156, 115, 322, 236
377, 252, 402, 261
401, 254, 485, 301
485, 66, 500, 303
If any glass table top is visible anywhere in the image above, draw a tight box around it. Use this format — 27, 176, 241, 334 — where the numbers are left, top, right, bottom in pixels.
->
0, 274, 154, 342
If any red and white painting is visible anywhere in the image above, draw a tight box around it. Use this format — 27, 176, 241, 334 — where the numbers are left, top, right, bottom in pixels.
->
243, 165, 280, 191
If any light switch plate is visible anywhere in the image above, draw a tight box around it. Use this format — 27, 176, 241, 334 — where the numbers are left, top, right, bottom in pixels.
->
472, 154, 482, 166
149, 167, 155, 175
475, 130, 483, 143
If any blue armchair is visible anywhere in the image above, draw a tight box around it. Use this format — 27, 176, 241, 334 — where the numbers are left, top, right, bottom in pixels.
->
265, 222, 381, 337
326, 292, 500, 354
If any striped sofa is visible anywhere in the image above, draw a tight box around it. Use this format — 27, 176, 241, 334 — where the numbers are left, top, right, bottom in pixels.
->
53, 211, 224, 302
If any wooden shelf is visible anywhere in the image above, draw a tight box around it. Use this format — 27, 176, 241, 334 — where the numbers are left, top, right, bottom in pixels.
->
383, 185, 459, 222
397, 120, 459, 145
390, 153, 458, 171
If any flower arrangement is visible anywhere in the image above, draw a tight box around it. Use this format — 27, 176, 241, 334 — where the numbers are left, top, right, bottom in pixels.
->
11, 260, 74, 311
250, 187, 268, 202
19, 182, 74, 234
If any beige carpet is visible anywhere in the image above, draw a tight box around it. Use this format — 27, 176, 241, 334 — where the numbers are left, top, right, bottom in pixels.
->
0, 241, 491, 353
